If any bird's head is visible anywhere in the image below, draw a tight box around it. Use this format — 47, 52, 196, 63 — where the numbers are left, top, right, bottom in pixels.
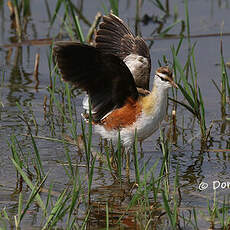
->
154, 66, 178, 89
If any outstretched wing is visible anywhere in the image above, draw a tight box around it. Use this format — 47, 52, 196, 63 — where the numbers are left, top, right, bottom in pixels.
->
53, 41, 138, 122
95, 13, 151, 91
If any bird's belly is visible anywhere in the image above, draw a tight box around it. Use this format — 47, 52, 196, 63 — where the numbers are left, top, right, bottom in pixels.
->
95, 104, 167, 148
135, 109, 166, 141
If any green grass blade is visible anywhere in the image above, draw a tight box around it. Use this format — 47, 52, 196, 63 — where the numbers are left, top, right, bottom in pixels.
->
67, 0, 85, 43
19, 173, 48, 224
67, 179, 80, 227
2, 207, 10, 221
87, 97, 93, 162
175, 36, 184, 56
159, 20, 182, 37
88, 156, 96, 202
149, 0, 166, 12
30, 134, 45, 179
101, 2, 109, 15
106, 202, 109, 230
42, 189, 68, 229
109, 0, 119, 16
11, 158, 46, 214
10, 135, 23, 169
177, 83, 195, 111
162, 190, 174, 228
172, 49, 192, 98
50, 0, 63, 27
74, 15, 85, 43
184, 0, 191, 43
23, 0, 30, 17
116, 131, 122, 180
17, 192, 23, 227
169, 97, 196, 116
80, 209, 91, 230
45, 183, 54, 210
198, 87, 206, 136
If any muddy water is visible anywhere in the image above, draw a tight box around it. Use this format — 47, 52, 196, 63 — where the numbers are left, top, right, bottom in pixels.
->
0, 0, 230, 229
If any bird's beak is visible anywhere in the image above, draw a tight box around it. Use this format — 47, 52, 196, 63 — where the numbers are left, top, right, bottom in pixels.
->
170, 80, 178, 88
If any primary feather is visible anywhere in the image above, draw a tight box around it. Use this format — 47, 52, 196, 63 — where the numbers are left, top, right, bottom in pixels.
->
53, 41, 138, 122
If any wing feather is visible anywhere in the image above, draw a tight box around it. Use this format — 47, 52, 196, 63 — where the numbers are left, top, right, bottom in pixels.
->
95, 13, 151, 90
53, 41, 138, 122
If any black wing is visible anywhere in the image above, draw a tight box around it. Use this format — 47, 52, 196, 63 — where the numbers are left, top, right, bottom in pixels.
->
95, 13, 151, 90
53, 41, 138, 122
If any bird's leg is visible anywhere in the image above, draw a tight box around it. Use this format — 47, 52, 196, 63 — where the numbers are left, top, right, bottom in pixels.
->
125, 148, 130, 182
103, 138, 108, 152
110, 142, 118, 171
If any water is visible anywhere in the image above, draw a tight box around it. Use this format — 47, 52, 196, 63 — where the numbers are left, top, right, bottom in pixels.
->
0, 0, 230, 229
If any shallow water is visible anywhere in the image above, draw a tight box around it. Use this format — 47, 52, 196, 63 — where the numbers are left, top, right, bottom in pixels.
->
0, 0, 230, 229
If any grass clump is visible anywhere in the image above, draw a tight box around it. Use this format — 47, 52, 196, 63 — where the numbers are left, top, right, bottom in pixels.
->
169, 0, 208, 143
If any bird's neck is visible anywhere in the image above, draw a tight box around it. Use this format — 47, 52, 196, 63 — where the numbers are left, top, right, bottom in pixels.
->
141, 83, 168, 115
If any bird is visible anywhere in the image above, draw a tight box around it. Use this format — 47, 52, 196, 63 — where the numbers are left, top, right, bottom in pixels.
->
53, 14, 178, 149
94, 13, 151, 96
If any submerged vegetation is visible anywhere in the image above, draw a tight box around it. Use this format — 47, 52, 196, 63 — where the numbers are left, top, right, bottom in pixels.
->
0, 0, 230, 229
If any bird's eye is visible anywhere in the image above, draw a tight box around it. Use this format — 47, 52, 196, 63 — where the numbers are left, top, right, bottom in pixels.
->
156, 74, 169, 82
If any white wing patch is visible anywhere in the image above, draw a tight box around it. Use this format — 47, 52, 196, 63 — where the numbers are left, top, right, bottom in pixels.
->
82, 94, 97, 114
123, 54, 149, 80
83, 94, 112, 120
82, 94, 89, 111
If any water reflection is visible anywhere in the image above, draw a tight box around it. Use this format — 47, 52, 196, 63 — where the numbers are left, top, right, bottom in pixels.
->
5, 47, 35, 105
